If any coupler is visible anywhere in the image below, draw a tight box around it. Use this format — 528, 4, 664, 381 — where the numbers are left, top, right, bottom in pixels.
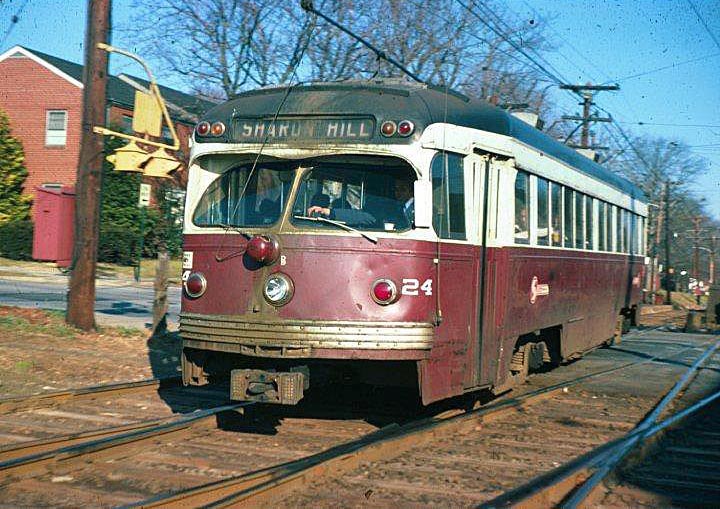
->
230, 369, 305, 405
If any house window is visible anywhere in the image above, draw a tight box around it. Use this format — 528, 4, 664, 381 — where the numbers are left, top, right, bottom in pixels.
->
46, 110, 67, 146
122, 115, 133, 134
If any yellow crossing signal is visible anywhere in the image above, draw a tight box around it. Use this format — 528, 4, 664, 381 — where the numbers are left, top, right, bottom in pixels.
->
132, 91, 163, 137
106, 140, 151, 173
106, 142, 180, 179
143, 148, 181, 178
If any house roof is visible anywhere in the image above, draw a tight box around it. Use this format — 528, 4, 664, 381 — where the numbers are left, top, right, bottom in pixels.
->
0, 45, 214, 122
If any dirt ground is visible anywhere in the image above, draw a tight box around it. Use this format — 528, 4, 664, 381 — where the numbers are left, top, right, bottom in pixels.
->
0, 306, 181, 399
0, 304, 698, 400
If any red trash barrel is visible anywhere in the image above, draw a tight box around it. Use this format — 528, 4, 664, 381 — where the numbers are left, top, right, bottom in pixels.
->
32, 186, 75, 267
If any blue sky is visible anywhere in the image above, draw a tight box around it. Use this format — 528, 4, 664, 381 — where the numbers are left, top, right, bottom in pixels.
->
2, 0, 719, 219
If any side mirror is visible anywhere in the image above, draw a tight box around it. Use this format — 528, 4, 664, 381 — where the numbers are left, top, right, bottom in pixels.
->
413, 180, 432, 228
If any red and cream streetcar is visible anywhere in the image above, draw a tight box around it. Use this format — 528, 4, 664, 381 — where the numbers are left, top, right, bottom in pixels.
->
180, 81, 646, 405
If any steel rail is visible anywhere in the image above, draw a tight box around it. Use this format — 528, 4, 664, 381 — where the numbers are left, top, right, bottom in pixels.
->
560, 339, 720, 509
0, 402, 250, 480
479, 338, 720, 509
0, 376, 182, 414
0, 414, 178, 463
125, 340, 704, 509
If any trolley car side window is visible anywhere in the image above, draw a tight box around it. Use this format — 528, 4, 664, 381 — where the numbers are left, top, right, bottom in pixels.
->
431, 152, 466, 240
513, 171, 530, 244
507, 171, 644, 255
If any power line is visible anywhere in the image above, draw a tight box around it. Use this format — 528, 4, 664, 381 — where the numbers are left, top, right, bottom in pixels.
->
471, 1, 573, 86
617, 121, 720, 129
455, 0, 567, 87
602, 52, 720, 85
1, 0, 30, 47
519, 0, 611, 83
686, 0, 720, 51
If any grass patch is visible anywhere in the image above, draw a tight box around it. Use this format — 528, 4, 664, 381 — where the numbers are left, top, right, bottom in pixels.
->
0, 313, 78, 339
14, 360, 34, 373
0, 256, 182, 282
110, 326, 144, 338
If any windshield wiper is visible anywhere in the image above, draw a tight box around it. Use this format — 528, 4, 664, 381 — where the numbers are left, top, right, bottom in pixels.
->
217, 223, 252, 239
293, 215, 378, 244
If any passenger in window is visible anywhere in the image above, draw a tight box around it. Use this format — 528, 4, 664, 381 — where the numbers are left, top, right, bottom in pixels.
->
307, 179, 414, 230
551, 216, 562, 245
514, 199, 529, 243
391, 179, 414, 226
255, 170, 282, 223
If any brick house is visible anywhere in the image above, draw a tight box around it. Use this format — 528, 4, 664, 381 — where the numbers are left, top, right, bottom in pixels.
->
0, 45, 213, 200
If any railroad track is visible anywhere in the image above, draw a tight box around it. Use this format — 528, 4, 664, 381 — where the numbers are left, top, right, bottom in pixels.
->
126, 338, 708, 509
481, 338, 720, 509
0, 376, 182, 414
0, 328, 710, 507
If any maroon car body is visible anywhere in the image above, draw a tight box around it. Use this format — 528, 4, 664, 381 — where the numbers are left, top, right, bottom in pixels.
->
179, 82, 647, 405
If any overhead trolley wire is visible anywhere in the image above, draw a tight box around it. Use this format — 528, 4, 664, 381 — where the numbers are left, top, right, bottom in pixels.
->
686, 0, 720, 51
1, 0, 30, 48
602, 52, 720, 85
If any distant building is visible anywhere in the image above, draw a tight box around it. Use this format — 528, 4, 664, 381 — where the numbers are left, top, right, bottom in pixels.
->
0, 45, 213, 199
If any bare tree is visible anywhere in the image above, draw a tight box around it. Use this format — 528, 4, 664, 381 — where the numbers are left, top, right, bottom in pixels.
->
123, 0, 559, 109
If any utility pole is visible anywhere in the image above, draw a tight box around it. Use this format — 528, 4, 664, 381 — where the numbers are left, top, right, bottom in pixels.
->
560, 83, 619, 150
692, 216, 702, 283
710, 235, 717, 285
647, 202, 664, 304
67, 0, 111, 330
664, 181, 673, 305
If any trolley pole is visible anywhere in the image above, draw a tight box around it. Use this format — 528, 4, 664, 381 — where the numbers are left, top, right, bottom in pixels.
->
664, 181, 672, 305
67, 0, 111, 330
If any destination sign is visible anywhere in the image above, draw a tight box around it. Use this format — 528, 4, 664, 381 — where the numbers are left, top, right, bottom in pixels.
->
231, 117, 375, 143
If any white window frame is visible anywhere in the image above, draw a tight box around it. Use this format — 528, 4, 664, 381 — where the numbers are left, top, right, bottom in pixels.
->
45, 110, 68, 146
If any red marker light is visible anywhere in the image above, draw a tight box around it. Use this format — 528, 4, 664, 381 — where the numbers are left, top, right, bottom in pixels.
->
210, 121, 226, 136
398, 120, 414, 137
196, 121, 211, 136
184, 272, 207, 298
246, 235, 280, 265
380, 121, 397, 137
371, 279, 398, 305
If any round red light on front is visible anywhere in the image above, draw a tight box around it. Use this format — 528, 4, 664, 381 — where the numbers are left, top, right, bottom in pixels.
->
397, 120, 414, 137
380, 121, 397, 137
371, 279, 398, 305
210, 122, 226, 136
184, 272, 207, 298
246, 235, 280, 265
196, 121, 210, 136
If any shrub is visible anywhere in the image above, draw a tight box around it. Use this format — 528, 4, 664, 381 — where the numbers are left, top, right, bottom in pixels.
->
0, 220, 33, 260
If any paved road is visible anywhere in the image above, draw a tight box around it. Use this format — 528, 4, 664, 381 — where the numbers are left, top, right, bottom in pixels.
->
0, 276, 181, 330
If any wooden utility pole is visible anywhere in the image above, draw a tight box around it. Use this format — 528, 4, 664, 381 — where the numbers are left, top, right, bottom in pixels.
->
67, 0, 111, 330
691, 216, 702, 282
560, 83, 618, 150
664, 181, 673, 305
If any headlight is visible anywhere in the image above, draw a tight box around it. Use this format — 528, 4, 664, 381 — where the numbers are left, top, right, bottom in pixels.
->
263, 273, 294, 306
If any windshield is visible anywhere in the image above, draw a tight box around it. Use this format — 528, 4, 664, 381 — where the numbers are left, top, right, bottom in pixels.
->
291, 162, 416, 232
193, 163, 295, 227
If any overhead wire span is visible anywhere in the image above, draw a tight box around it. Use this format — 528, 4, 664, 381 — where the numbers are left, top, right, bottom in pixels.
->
602, 52, 720, 85
686, 0, 720, 51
